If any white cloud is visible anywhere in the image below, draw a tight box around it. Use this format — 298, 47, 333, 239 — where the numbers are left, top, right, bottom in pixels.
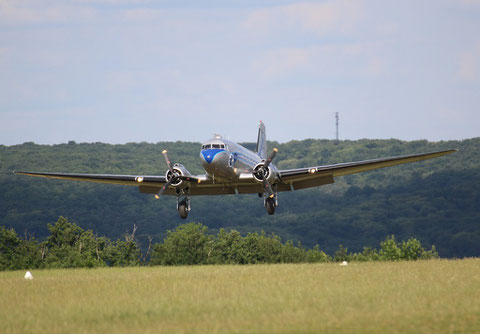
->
456, 42, 480, 82
73, 0, 153, 4
450, 0, 480, 5
252, 47, 310, 78
244, 0, 365, 38
0, 1, 98, 26
251, 41, 387, 79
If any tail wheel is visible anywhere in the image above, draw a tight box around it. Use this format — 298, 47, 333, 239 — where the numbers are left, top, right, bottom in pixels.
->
178, 200, 188, 219
265, 198, 276, 215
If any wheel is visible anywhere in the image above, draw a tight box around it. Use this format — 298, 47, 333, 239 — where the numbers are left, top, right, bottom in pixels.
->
178, 202, 188, 219
265, 198, 276, 215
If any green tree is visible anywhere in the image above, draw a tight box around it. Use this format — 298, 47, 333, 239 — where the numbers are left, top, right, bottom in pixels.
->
103, 239, 141, 266
208, 228, 244, 264
334, 244, 349, 262
0, 227, 42, 270
379, 235, 402, 261
280, 240, 306, 263
0, 226, 22, 270
150, 223, 211, 265
43, 217, 105, 268
305, 245, 330, 263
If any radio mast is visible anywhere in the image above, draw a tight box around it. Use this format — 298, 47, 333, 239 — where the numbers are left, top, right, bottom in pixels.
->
335, 112, 339, 144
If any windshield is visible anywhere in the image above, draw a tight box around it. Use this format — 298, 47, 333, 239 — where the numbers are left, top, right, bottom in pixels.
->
201, 144, 225, 150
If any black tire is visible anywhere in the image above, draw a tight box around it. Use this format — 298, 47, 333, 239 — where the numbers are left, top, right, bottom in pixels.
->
266, 198, 276, 215
178, 203, 188, 219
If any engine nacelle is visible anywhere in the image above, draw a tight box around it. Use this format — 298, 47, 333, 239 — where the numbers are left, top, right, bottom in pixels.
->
252, 163, 276, 184
165, 163, 191, 187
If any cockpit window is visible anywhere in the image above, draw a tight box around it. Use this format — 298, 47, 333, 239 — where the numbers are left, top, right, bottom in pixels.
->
202, 143, 225, 150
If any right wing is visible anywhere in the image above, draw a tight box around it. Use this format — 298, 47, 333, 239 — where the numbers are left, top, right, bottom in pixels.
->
277, 149, 457, 191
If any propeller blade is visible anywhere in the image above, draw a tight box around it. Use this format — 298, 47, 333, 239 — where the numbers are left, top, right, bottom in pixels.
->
264, 148, 278, 169
262, 178, 274, 197
259, 148, 278, 197
162, 150, 174, 173
159, 177, 174, 195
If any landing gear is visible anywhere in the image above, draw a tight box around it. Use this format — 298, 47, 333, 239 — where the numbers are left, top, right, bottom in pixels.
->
264, 194, 278, 215
265, 197, 276, 215
176, 191, 191, 219
178, 200, 189, 219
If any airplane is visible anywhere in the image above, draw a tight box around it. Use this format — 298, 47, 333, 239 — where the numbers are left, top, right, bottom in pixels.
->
14, 122, 456, 219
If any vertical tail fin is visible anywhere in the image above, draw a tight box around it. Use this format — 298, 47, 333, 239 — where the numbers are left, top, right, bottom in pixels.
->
256, 121, 268, 160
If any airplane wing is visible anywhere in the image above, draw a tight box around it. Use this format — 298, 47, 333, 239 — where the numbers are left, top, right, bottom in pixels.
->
13, 171, 178, 195
13, 171, 167, 186
12, 170, 246, 196
277, 149, 457, 191
12, 170, 262, 196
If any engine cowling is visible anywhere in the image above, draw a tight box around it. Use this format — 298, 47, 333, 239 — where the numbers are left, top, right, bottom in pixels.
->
253, 163, 276, 184
165, 163, 191, 187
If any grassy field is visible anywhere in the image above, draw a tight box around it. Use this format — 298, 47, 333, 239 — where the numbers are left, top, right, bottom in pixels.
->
1, 259, 479, 333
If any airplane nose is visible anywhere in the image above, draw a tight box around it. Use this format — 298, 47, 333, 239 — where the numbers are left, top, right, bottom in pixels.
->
201, 149, 224, 164
202, 151, 213, 163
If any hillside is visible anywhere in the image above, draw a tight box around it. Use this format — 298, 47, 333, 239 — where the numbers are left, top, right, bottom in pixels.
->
1, 138, 479, 257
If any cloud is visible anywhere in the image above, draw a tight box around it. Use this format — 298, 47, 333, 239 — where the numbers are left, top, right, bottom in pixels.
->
252, 47, 310, 78
73, 0, 153, 4
0, 1, 98, 27
244, 0, 365, 38
119, 8, 170, 22
451, 0, 480, 5
251, 41, 387, 79
456, 42, 480, 82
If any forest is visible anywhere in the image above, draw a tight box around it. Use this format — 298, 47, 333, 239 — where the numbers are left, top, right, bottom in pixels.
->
0, 137, 479, 258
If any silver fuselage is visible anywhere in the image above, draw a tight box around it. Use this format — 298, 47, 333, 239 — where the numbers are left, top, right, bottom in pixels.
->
199, 137, 277, 183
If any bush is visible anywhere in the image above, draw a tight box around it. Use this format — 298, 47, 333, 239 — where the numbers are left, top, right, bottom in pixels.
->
0, 219, 441, 270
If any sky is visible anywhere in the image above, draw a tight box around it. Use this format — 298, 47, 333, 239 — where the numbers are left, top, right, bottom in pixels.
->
1, 0, 479, 145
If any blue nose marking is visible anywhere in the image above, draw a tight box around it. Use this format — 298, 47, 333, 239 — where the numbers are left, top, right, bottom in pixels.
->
201, 149, 226, 164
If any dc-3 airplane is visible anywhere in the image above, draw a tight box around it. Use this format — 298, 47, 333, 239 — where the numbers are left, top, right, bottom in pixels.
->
15, 122, 456, 219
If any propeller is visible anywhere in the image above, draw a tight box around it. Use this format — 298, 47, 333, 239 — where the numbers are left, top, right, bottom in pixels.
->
259, 148, 278, 198
157, 150, 175, 196
156, 150, 200, 197
163, 150, 174, 174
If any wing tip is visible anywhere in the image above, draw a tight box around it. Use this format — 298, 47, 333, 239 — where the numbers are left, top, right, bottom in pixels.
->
441, 149, 458, 155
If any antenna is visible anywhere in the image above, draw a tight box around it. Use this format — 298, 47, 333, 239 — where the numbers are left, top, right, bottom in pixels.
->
335, 112, 339, 144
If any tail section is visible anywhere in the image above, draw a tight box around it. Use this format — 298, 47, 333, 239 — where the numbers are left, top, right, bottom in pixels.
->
256, 121, 268, 160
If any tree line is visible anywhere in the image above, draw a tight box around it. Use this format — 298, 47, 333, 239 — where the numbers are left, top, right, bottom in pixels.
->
1, 217, 439, 270
1, 138, 478, 258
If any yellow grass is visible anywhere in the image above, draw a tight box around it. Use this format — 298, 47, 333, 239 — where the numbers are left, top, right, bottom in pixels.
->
1, 259, 479, 333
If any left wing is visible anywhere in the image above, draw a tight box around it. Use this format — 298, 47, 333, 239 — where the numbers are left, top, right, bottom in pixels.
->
13, 171, 167, 186
277, 149, 457, 191
13, 170, 259, 196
